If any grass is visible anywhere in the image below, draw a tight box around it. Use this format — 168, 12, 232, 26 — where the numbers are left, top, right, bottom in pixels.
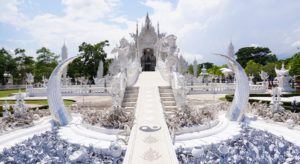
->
0, 89, 26, 98
0, 99, 75, 106
219, 96, 226, 101
0, 99, 76, 116
0, 89, 75, 107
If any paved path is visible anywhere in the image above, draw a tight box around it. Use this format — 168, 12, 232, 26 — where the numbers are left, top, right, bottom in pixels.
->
124, 71, 178, 164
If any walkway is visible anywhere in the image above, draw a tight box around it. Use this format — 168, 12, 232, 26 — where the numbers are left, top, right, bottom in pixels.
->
124, 71, 178, 164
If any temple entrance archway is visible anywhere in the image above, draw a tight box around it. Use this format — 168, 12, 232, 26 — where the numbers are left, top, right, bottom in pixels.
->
141, 48, 156, 71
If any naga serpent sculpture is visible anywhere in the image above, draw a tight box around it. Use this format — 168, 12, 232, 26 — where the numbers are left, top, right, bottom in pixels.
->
47, 55, 81, 125
215, 54, 250, 121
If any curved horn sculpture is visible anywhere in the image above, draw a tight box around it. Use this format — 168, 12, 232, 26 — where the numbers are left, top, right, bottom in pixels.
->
215, 54, 249, 121
47, 55, 81, 125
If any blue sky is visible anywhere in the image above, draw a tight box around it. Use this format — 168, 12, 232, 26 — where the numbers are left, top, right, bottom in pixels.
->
0, 0, 300, 64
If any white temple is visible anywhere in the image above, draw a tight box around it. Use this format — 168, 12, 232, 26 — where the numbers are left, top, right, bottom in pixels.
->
110, 13, 188, 85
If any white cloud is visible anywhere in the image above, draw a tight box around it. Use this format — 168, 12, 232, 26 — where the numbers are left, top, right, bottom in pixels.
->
0, 0, 136, 58
249, 44, 259, 48
141, 0, 300, 64
291, 41, 300, 49
1, 0, 300, 64
62, 0, 120, 20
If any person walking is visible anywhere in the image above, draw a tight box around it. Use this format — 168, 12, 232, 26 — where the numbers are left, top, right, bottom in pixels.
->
291, 97, 298, 113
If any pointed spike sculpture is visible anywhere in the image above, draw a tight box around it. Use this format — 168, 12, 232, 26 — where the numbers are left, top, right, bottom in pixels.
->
47, 55, 81, 126
215, 54, 250, 121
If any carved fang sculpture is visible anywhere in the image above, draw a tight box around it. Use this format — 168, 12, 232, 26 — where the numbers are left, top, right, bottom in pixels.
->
215, 54, 250, 121
47, 55, 81, 125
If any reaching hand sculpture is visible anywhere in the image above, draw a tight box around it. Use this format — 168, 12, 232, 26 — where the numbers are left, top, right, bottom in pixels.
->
47, 55, 82, 126
215, 54, 250, 121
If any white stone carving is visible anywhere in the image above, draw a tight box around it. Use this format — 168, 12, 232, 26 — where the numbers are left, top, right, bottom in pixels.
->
2, 100, 10, 118
193, 59, 198, 77
96, 60, 103, 79
47, 55, 81, 125
275, 64, 295, 92
216, 54, 250, 121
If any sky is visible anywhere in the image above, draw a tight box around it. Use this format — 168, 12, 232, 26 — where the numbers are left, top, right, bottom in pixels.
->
0, 0, 300, 65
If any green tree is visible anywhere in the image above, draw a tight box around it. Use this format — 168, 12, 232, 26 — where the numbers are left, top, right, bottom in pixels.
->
0, 48, 16, 85
35, 47, 59, 82
68, 40, 110, 81
199, 62, 214, 69
207, 65, 223, 76
13, 49, 35, 84
245, 60, 262, 81
236, 47, 277, 67
187, 64, 194, 75
262, 62, 276, 79
289, 52, 300, 76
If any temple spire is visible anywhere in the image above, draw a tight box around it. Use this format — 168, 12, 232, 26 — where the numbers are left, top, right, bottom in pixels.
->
136, 22, 139, 36
228, 41, 235, 59
145, 12, 151, 29
157, 22, 160, 37
136, 22, 139, 48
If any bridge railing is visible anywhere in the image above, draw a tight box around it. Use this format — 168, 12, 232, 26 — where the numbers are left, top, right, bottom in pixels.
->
186, 83, 267, 94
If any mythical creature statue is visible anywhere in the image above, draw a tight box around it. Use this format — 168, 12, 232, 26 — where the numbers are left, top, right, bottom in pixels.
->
275, 64, 295, 92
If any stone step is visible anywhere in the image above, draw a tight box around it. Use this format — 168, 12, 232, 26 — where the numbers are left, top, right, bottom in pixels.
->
159, 93, 174, 97
125, 90, 139, 94
123, 98, 138, 102
126, 87, 139, 90
124, 93, 139, 99
164, 111, 176, 116
159, 86, 171, 89
164, 106, 178, 111
163, 101, 176, 106
123, 107, 135, 112
126, 88, 139, 91
161, 97, 175, 101
159, 90, 173, 94
124, 91, 138, 95
122, 102, 136, 107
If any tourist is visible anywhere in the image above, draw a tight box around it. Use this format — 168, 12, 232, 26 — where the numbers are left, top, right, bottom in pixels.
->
291, 97, 298, 113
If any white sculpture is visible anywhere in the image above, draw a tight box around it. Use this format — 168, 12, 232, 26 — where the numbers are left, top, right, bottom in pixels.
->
26, 73, 34, 85
248, 74, 254, 85
47, 55, 81, 125
171, 72, 187, 110
270, 87, 284, 113
193, 59, 198, 77
275, 64, 295, 92
42, 76, 48, 87
260, 70, 269, 89
96, 60, 104, 79
13, 92, 28, 117
216, 54, 250, 121
2, 100, 10, 118
200, 65, 209, 84
26, 73, 34, 97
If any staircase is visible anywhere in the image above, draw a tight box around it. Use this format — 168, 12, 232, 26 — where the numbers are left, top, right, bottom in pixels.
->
122, 87, 139, 112
159, 86, 178, 115
123, 71, 178, 164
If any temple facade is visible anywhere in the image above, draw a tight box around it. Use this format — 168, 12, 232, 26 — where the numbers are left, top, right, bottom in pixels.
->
110, 13, 188, 85
131, 13, 176, 71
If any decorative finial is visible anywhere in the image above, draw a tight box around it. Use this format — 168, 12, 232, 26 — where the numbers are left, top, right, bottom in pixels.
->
157, 22, 160, 37
145, 12, 151, 28
136, 22, 139, 35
